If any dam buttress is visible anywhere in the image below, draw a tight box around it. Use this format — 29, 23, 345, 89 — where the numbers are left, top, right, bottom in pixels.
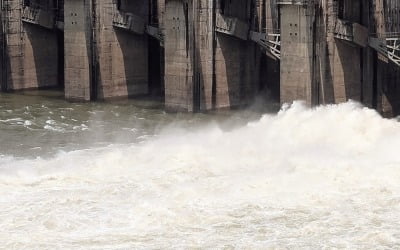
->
0, 0, 399, 116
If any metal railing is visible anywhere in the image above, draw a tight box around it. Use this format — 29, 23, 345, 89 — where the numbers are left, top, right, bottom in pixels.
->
387, 38, 400, 66
112, 10, 146, 35
215, 13, 249, 40
21, 2, 41, 23
250, 31, 281, 59
369, 36, 400, 67
333, 19, 353, 41
21, 2, 55, 29
276, 0, 309, 5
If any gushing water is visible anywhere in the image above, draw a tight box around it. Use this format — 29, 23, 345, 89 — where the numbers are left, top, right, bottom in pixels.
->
1, 98, 400, 248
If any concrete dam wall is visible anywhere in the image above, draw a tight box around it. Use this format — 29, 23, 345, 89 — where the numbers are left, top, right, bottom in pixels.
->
0, 0, 399, 116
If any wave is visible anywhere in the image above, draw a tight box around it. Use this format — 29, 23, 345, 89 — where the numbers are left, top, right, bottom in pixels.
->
1, 101, 400, 248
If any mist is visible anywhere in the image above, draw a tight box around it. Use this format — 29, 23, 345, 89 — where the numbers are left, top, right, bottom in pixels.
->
1, 101, 400, 248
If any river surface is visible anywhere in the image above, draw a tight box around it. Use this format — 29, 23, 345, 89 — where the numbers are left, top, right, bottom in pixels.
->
1, 91, 400, 249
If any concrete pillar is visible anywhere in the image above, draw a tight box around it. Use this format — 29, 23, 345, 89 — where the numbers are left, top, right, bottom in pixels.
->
164, 0, 215, 112
64, 0, 150, 101
164, 0, 258, 112
280, 0, 370, 107
157, 0, 165, 29
164, 0, 195, 112
279, 2, 317, 106
64, 0, 93, 101
197, 0, 214, 110
1, 0, 60, 91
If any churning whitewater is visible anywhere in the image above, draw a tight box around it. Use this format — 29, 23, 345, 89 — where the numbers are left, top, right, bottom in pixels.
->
1, 101, 400, 248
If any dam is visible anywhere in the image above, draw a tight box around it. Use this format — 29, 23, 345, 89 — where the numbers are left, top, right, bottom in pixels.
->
0, 0, 399, 116
2, 1, 400, 248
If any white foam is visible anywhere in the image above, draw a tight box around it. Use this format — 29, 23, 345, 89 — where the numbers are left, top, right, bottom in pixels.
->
1, 101, 400, 248
24, 120, 33, 126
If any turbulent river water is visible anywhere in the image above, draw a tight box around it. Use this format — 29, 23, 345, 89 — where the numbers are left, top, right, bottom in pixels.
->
1, 91, 400, 249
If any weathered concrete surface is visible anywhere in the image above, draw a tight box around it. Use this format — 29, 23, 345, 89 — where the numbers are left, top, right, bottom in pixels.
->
278, 0, 400, 119
95, 0, 149, 99
164, 0, 195, 112
64, 0, 92, 101
64, 0, 150, 101
215, 0, 259, 109
164, 0, 260, 112
324, 0, 363, 104
1, 0, 60, 91
279, 0, 366, 106
279, 2, 317, 106
0, 0, 399, 117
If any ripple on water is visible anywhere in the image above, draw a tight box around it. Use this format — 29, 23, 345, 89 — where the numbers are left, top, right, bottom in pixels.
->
1, 97, 400, 248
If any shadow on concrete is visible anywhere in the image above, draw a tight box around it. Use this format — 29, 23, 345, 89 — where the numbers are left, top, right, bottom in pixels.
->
335, 40, 363, 102
113, 29, 149, 98
24, 23, 61, 89
216, 34, 256, 109
259, 54, 280, 102
314, 3, 334, 105
148, 36, 163, 98
379, 61, 400, 117
254, 0, 280, 105
0, 15, 11, 91
97, 0, 150, 100
56, 29, 64, 90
